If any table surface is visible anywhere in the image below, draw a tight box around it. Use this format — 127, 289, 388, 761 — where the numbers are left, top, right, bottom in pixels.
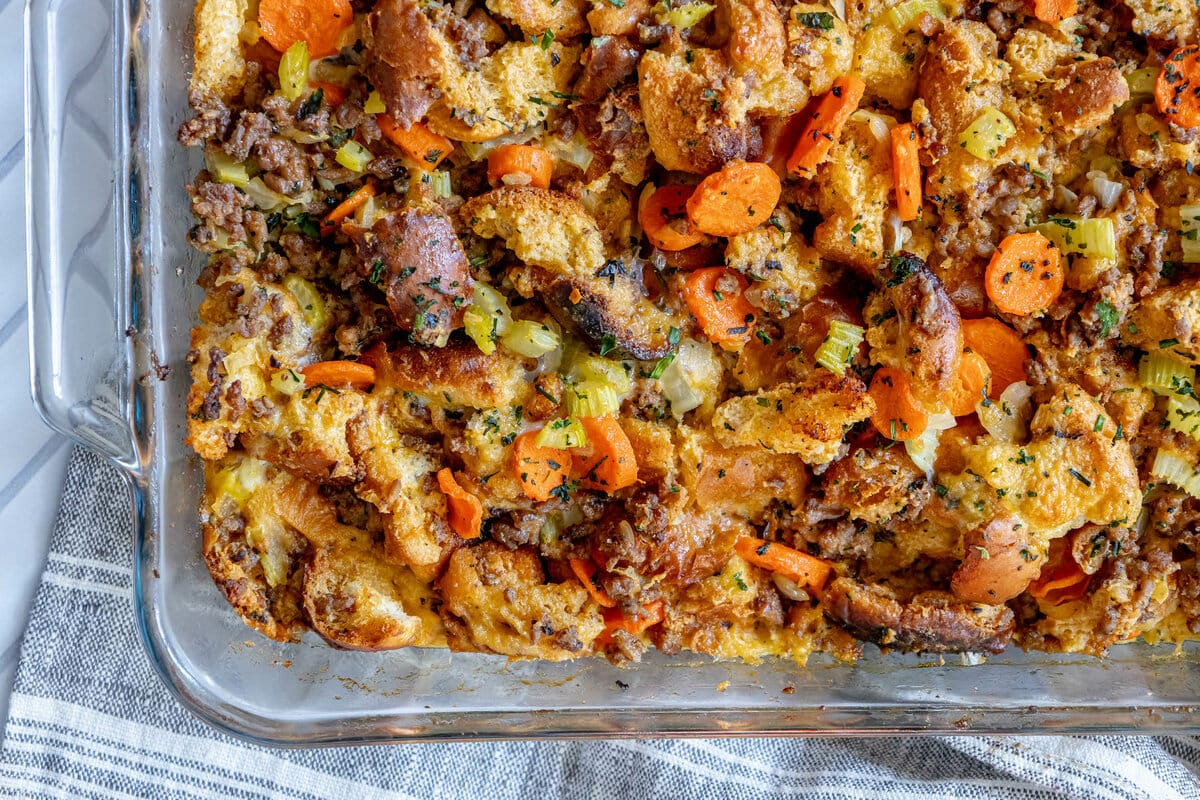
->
0, 0, 72, 737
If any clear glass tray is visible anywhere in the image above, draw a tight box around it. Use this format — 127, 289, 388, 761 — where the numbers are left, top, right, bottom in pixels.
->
25, 0, 1200, 744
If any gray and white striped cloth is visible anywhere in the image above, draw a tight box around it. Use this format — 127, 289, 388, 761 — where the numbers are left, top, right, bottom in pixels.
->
3, 448, 1200, 800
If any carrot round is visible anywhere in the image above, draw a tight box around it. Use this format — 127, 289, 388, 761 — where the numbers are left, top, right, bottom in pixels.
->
1028, 539, 1089, 605
1157, 46, 1200, 128
574, 416, 638, 492
681, 267, 757, 349
320, 182, 377, 235
436, 468, 483, 539
257, 0, 353, 58
639, 185, 707, 251
961, 317, 1029, 399
487, 145, 554, 189
869, 366, 928, 441
787, 74, 866, 179
735, 537, 833, 593
1028, 0, 1077, 23
890, 122, 922, 222
300, 360, 376, 390
984, 232, 1063, 316
569, 558, 617, 607
513, 431, 571, 502
377, 116, 454, 171
600, 600, 664, 638
685, 161, 781, 238
945, 350, 992, 417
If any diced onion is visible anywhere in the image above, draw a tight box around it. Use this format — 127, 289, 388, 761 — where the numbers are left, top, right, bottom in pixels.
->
1033, 216, 1116, 259
1179, 204, 1200, 264
565, 379, 622, 418
206, 150, 250, 188
1150, 448, 1200, 499
545, 131, 595, 173
977, 381, 1033, 443
654, 0, 715, 27
849, 109, 891, 143
242, 177, 291, 211
270, 368, 307, 395
459, 126, 544, 162
772, 574, 810, 603
1138, 350, 1195, 397
364, 90, 386, 115
660, 339, 716, 418
335, 141, 374, 173
535, 417, 588, 449
284, 275, 328, 331
958, 108, 1015, 161
904, 411, 955, 478
281, 127, 327, 144
463, 284, 513, 355
814, 320, 864, 376
1124, 67, 1157, 103
501, 319, 561, 358
209, 458, 269, 510
1086, 170, 1124, 210
882, 0, 944, 30
1166, 395, 1200, 441
278, 41, 309, 102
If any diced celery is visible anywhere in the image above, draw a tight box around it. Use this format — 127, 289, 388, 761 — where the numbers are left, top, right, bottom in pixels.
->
1124, 67, 1158, 102
958, 108, 1016, 161
570, 356, 633, 394
565, 379, 622, 419
1033, 216, 1116, 259
421, 170, 452, 198
501, 320, 561, 358
270, 368, 307, 396
654, 0, 716, 28
814, 320, 864, 376
364, 90, 386, 115
1138, 351, 1195, 397
1179, 204, 1200, 264
278, 41, 309, 102
284, 275, 329, 331
463, 284, 513, 355
1166, 395, 1200, 441
335, 141, 374, 173
206, 150, 250, 188
535, 417, 588, 449
882, 0, 944, 31
1150, 448, 1200, 499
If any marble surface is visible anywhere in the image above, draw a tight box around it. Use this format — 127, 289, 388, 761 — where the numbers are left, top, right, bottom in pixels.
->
0, 0, 73, 736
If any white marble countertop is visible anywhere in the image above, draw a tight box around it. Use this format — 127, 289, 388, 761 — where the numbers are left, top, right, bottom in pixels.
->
0, 0, 72, 736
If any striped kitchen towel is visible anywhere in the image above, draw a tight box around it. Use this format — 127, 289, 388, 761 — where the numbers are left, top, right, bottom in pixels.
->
2, 447, 1200, 800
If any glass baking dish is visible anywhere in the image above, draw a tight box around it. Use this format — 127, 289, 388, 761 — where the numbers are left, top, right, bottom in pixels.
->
24, 0, 1200, 744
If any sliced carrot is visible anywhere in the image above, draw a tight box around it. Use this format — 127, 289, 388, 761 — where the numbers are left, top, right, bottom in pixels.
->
890, 122, 922, 222
257, 0, 353, 58
640, 185, 707, 251
787, 74, 866, 179
574, 416, 638, 492
569, 558, 617, 608
311, 81, 347, 108
600, 600, 665, 639
300, 360, 376, 390
436, 468, 483, 539
961, 317, 1029, 399
869, 366, 928, 441
681, 267, 757, 349
487, 144, 553, 189
946, 350, 992, 417
685, 161, 781, 238
1029, 538, 1090, 605
735, 537, 833, 594
377, 115, 454, 171
1029, 0, 1077, 23
320, 182, 377, 235
513, 430, 571, 502
984, 232, 1063, 316
1157, 46, 1200, 128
